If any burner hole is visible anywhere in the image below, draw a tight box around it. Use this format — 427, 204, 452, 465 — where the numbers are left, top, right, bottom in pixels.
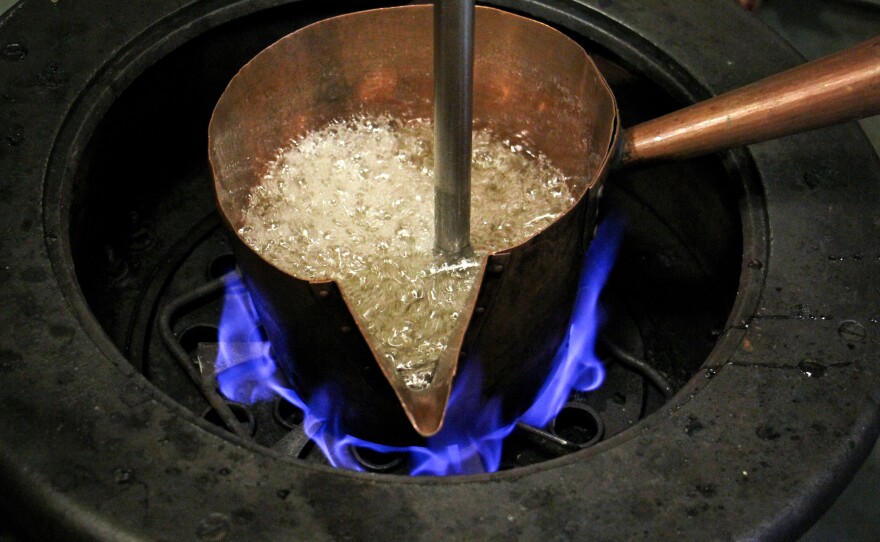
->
207, 253, 237, 279
351, 446, 405, 473
203, 402, 256, 436
178, 325, 219, 355
550, 403, 604, 448
273, 397, 304, 429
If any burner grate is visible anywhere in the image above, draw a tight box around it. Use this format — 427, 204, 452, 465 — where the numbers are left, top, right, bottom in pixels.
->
153, 233, 672, 473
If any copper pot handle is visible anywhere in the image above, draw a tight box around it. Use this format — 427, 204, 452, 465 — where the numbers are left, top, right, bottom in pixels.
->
619, 36, 880, 166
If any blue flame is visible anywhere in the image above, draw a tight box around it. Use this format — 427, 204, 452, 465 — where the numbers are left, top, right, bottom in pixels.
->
215, 218, 622, 475
520, 217, 623, 428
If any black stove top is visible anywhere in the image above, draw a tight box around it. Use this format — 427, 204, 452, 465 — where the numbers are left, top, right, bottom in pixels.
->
1, 0, 878, 540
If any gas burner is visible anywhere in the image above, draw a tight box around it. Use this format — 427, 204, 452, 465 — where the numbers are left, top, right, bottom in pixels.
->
151, 232, 673, 473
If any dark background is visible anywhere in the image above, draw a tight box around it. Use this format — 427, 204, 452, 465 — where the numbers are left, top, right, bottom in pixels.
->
0, 0, 876, 539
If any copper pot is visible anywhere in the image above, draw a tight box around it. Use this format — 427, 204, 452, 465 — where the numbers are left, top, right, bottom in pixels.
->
208, 5, 880, 444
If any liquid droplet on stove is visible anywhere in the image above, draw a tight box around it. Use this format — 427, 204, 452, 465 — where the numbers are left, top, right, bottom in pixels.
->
733, 320, 750, 330
1, 43, 27, 61
196, 513, 231, 541
837, 320, 866, 343
798, 359, 825, 378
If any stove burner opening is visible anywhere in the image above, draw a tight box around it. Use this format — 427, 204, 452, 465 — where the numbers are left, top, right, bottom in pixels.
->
157, 218, 627, 475
67, 10, 741, 480
549, 403, 604, 447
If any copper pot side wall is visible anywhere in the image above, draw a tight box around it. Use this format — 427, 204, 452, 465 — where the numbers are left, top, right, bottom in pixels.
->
208, 5, 616, 443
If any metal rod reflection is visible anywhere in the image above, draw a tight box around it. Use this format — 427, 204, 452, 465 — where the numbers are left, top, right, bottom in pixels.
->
433, 0, 474, 257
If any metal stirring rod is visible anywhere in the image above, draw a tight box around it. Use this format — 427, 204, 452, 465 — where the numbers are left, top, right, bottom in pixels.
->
433, 0, 475, 257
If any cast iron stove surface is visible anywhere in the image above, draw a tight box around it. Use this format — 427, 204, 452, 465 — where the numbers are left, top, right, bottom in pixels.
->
0, 0, 878, 540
